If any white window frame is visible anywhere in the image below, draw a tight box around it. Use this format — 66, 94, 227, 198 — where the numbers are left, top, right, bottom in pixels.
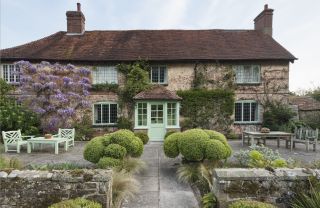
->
92, 66, 118, 84
234, 100, 259, 124
1, 64, 20, 84
150, 65, 167, 84
136, 102, 148, 127
234, 65, 261, 84
92, 102, 118, 125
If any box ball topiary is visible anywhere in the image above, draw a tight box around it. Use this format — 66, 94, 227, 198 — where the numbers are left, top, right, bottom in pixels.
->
102, 134, 112, 146
228, 200, 276, 208
178, 129, 209, 161
205, 139, 228, 160
83, 136, 105, 163
49, 197, 102, 208
131, 136, 144, 157
163, 132, 181, 158
164, 130, 178, 139
97, 157, 122, 168
134, 132, 149, 144
104, 144, 127, 159
109, 129, 138, 156
204, 130, 232, 158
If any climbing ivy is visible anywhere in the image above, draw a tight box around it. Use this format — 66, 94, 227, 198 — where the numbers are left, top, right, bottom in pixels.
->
116, 60, 151, 118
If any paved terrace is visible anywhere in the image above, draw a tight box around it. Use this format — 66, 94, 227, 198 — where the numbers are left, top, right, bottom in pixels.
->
2, 140, 320, 208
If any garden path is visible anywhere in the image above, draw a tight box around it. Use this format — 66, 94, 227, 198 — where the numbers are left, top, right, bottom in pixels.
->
122, 142, 199, 208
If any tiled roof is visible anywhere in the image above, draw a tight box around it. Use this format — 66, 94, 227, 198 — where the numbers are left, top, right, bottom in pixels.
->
0, 30, 296, 62
134, 85, 182, 100
289, 96, 320, 111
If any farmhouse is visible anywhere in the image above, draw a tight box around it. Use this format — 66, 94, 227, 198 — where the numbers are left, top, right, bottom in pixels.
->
0, 3, 296, 140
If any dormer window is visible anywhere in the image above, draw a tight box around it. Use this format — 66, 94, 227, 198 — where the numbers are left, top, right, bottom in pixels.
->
1, 64, 20, 84
92, 66, 118, 84
150, 66, 167, 84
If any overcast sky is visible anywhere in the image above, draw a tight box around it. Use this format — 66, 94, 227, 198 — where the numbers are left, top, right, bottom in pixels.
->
1, 0, 320, 92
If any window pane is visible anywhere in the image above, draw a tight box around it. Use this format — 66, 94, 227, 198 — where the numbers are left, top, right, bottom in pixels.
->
235, 103, 242, 121
152, 68, 159, 83
15, 65, 20, 82
167, 103, 176, 126
110, 104, 118, 123
102, 104, 109, 123
94, 104, 102, 124
159, 67, 165, 83
251, 103, 258, 121
3, 65, 8, 82
243, 103, 250, 121
9, 65, 15, 82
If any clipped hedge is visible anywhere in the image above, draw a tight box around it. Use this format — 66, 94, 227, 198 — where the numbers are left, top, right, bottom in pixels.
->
84, 129, 144, 168
49, 197, 102, 208
104, 144, 127, 159
163, 128, 232, 162
178, 129, 209, 161
134, 132, 149, 144
228, 200, 276, 208
163, 132, 181, 158
83, 136, 105, 163
97, 157, 122, 168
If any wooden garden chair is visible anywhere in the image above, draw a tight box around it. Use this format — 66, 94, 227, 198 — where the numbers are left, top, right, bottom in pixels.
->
53, 128, 75, 147
291, 127, 318, 152
2, 130, 34, 153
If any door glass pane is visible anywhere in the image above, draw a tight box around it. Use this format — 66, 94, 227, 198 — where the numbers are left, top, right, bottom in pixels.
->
151, 104, 163, 124
137, 103, 147, 126
167, 103, 176, 126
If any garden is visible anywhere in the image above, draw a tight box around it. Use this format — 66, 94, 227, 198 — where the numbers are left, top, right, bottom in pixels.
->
1, 61, 320, 208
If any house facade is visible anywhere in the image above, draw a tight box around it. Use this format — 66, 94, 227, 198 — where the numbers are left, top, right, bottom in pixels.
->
0, 3, 296, 141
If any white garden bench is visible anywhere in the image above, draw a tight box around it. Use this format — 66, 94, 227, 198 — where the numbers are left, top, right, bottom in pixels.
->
53, 128, 75, 147
2, 130, 34, 153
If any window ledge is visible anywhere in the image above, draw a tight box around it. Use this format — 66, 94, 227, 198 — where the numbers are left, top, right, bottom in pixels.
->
92, 124, 117, 128
151, 83, 168, 86
236, 82, 261, 86
234, 122, 262, 125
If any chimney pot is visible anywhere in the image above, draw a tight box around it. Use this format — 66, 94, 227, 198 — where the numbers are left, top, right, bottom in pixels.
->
254, 4, 274, 36
77, 3, 81, 12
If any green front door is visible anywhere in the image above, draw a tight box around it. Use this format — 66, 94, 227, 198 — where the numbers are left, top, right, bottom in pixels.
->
148, 103, 166, 141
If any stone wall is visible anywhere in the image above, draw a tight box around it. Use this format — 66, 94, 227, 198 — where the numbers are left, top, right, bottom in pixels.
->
212, 168, 320, 208
0, 169, 112, 208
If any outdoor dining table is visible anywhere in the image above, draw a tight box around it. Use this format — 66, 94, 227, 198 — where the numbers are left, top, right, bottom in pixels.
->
27, 137, 68, 154
242, 131, 293, 148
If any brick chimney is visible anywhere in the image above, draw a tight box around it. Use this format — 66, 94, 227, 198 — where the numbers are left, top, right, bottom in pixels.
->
66, 3, 85, 35
254, 4, 274, 36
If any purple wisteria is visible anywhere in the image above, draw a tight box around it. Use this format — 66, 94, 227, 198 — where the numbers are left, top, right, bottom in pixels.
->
16, 61, 91, 133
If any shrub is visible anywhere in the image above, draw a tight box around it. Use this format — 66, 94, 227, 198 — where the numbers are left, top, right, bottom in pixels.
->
291, 190, 320, 208
226, 132, 238, 140
134, 132, 149, 144
228, 200, 276, 208
205, 140, 227, 161
83, 136, 105, 163
73, 114, 94, 141
104, 144, 127, 159
117, 116, 133, 130
49, 197, 102, 208
271, 159, 288, 168
116, 157, 146, 174
164, 130, 178, 139
83, 129, 144, 166
163, 132, 181, 158
204, 130, 232, 157
97, 157, 122, 168
178, 129, 209, 161
131, 136, 144, 157
109, 130, 137, 156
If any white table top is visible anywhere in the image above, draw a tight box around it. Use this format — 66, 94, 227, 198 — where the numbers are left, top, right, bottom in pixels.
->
28, 137, 67, 141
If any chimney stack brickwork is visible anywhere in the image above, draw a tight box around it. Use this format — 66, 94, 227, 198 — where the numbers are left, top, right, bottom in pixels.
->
254, 4, 274, 36
66, 3, 85, 34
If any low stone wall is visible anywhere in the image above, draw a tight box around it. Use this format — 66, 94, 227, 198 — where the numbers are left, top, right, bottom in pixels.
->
0, 169, 112, 208
213, 168, 320, 208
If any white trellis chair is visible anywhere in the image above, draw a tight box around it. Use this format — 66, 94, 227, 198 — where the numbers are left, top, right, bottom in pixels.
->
54, 128, 75, 147
291, 127, 319, 152
2, 130, 34, 153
